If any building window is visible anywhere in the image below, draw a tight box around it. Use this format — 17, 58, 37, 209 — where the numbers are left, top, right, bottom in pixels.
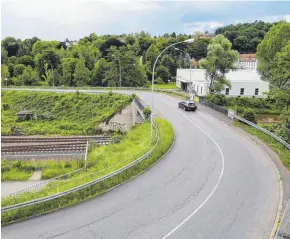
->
225, 88, 229, 95
201, 87, 203, 94
255, 88, 259, 95
197, 85, 199, 93
240, 88, 244, 95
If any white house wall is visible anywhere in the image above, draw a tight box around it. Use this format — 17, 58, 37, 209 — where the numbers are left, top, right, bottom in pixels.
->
176, 69, 269, 97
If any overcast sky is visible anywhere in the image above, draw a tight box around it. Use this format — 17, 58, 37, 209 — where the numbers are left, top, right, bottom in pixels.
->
1, 1, 290, 40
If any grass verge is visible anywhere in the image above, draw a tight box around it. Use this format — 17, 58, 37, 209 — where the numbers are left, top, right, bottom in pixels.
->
1, 169, 34, 181
1, 119, 174, 225
1, 159, 85, 181
234, 121, 290, 169
154, 83, 178, 89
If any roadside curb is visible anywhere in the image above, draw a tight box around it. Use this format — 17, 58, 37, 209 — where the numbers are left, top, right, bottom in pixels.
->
197, 108, 283, 239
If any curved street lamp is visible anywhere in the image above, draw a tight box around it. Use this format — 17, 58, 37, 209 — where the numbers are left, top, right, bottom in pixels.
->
174, 47, 194, 100
150, 38, 194, 142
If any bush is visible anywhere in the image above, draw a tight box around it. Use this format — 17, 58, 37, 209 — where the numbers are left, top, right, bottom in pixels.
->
205, 94, 227, 106
143, 107, 151, 120
241, 109, 257, 124
155, 77, 164, 84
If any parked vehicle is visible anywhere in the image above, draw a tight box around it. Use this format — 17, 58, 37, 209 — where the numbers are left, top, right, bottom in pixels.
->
178, 100, 197, 111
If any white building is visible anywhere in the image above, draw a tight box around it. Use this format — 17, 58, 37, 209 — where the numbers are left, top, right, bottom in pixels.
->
236, 54, 257, 70
176, 69, 269, 97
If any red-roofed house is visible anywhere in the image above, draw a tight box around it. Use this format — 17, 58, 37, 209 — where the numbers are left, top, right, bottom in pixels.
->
237, 53, 257, 70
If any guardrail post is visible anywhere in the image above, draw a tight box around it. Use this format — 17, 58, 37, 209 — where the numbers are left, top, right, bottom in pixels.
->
84, 141, 89, 170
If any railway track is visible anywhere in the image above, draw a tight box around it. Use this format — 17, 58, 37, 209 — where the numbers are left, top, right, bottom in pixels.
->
1, 136, 114, 155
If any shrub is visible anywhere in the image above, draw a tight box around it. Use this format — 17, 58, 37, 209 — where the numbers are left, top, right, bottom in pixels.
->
236, 107, 244, 115
241, 109, 257, 124
205, 94, 227, 106
2, 104, 9, 110
155, 77, 164, 84
143, 107, 151, 120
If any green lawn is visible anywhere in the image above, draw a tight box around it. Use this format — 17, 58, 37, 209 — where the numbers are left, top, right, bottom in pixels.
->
153, 82, 177, 89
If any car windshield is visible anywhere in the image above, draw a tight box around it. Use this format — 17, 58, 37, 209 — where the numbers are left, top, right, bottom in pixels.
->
188, 103, 195, 106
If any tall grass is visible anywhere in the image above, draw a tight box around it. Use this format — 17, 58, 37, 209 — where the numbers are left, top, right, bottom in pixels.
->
1, 119, 174, 225
1, 159, 85, 181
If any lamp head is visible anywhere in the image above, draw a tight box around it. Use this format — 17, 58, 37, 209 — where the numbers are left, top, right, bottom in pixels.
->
174, 47, 180, 51
183, 38, 194, 43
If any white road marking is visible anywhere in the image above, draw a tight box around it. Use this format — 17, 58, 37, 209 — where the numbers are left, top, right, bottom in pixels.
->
161, 99, 225, 239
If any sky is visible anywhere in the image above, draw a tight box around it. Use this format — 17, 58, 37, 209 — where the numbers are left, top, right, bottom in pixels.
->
1, 1, 290, 40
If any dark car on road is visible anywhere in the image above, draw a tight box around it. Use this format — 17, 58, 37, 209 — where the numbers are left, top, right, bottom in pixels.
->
178, 100, 197, 111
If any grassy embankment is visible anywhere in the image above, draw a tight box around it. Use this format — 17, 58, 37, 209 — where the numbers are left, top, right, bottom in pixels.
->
1, 90, 132, 180
2, 118, 174, 225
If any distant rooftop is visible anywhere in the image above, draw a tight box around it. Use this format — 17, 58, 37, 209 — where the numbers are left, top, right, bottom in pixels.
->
239, 54, 256, 62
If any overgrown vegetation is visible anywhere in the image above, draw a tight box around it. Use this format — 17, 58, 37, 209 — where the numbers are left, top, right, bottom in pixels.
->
1, 119, 174, 225
1, 159, 85, 181
235, 122, 290, 168
205, 94, 284, 114
1, 160, 34, 181
1, 90, 132, 135
216, 21, 274, 53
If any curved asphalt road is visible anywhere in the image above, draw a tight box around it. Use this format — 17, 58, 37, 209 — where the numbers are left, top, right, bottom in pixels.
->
2, 89, 279, 239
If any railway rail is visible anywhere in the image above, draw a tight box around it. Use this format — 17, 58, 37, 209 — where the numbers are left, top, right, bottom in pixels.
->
1, 136, 114, 155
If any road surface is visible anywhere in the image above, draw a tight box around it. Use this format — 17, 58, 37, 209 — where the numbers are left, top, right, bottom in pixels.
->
2, 89, 280, 239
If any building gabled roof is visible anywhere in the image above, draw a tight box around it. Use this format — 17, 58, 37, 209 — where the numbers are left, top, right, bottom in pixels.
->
239, 54, 256, 62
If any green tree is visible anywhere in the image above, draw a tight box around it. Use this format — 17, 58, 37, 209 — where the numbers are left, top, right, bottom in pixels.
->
1, 47, 8, 64
20, 66, 39, 85
156, 65, 171, 83
19, 55, 34, 67
1, 65, 10, 81
145, 44, 160, 71
272, 41, 290, 89
61, 58, 78, 86
35, 50, 60, 79
257, 21, 290, 88
233, 36, 249, 53
200, 34, 239, 93
32, 40, 59, 55
73, 58, 90, 86
216, 21, 273, 53
91, 58, 109, 86
13, 64, 26, 77
161, 55, 177, 77
1, 37, 20, 57
188, 37, 210, 60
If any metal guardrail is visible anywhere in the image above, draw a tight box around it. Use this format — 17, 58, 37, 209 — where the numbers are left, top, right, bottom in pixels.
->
2, 101, 160, 213
199, 98, 290, 150
275, 199, 290, 239
8, 168, 86, 197
232, 115, 290, 150
133, 98, 145, 120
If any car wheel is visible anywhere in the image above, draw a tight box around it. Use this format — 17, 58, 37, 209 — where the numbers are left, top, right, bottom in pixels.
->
184, 106, 187, 111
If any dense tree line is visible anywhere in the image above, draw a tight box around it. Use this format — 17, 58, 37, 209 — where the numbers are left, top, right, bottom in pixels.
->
215, 20, 274, 53
1, 32, 211, 87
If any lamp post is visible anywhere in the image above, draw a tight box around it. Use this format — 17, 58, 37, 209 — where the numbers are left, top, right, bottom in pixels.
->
150, 38, 194, 142
174, 47, 193, 100
4, 78, 8, 87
